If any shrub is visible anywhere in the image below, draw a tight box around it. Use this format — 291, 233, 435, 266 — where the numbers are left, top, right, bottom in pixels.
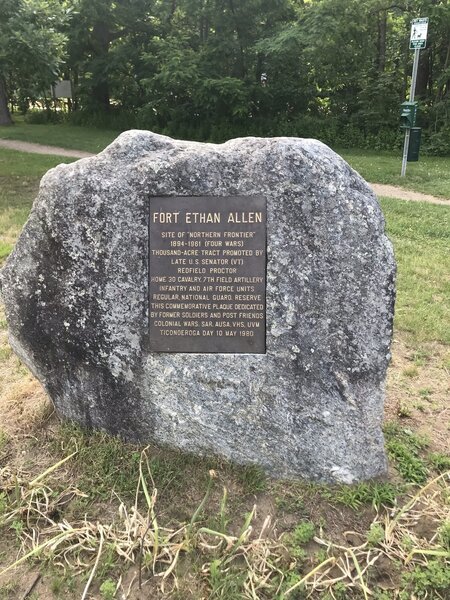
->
24, 109, 65, 124
67, 109, 137, 131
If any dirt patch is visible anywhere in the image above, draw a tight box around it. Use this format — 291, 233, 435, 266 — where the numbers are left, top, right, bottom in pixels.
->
0, 307, 52, 437
370, 183, 450, 206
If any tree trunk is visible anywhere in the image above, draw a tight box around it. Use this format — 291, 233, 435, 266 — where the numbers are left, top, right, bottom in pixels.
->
228, 0, 246, 78
401, 40, 409, 100
92, 78, 110, 112
0, 76, 13, 125
376, 10, 387, 72
91, 21, 111, 111
72, 67, 79, 111
437, 39, 450, 102
416, 48, 431, 99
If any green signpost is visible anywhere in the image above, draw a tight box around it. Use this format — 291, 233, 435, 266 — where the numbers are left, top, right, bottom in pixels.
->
401, 17, 428, 177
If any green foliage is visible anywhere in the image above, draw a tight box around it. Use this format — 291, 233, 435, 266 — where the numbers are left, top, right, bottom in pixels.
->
438, 522, 450, 551
0, 492, 8, 520
0, 581, 19, 599
290, 521, 316, 545
10, 518, 24, 539
67, 109, 136, 131
0, 0, 68, 123
24, 109, 65, 125
366, 523, 385, 547
99, 579, 116, 600
233, 464, 267, 495
426, 126, 450, 156
208, 560, 246, 599
429, 453, 450, 473
328, 582, 347, 599
53, 423, 142, 500
373, 591, 395, 600
49, 571, 76, 597
324, 481, 399, 510
384, 423, 429, 484
401, 560, 450, 598
96, 544, 118, 581
278, 571, 306, 599
1, 0, 449, 151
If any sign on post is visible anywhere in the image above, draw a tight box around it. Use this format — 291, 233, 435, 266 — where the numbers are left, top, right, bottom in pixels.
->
410, 17, 428, 50
402, 17, 428, 176
50, 80, 72, 99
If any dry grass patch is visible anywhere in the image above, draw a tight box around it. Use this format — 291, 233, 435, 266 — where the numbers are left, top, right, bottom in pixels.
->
0, 305, 51, 437
386, 335, 450, 456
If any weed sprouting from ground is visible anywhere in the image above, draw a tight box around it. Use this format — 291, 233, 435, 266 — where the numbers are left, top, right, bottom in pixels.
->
429, 453, 450, 474
233, 464, 267, 495
366, 523, 385, 547
290, 521, 315, 545
402, 560, 450, 598
99, 578, 117, 600
322, 481, 400, 510
438, 521, 450, 551
384, 422, 430, 484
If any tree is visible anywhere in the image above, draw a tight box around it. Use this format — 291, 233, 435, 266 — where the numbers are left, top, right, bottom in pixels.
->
65, 0, 156, 112
0, 0, 67, 125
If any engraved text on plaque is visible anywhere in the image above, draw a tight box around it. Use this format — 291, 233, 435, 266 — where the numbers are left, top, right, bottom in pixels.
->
149, 196, 266, 353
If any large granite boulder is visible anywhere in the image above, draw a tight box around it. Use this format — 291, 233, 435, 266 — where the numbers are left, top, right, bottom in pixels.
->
0, 132, 395, 482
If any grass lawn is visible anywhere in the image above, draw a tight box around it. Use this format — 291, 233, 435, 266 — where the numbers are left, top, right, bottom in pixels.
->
1, 118, 450, 197
0, 149, 75, 262
340, 148, 450, 199
0, 116, 118, 153
0, 150, 449, 599
380, 198, 450, 345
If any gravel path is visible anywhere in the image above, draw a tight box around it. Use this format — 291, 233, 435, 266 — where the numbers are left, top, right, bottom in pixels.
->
0, 139, 92, 159
370, 183, 450, 207
1, 138, 449, 206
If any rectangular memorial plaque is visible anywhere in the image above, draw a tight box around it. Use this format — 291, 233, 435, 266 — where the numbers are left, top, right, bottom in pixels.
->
149, 196, 266, 353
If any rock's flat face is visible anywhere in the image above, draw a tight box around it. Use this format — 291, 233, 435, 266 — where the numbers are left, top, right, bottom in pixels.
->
0, 132, 395, 482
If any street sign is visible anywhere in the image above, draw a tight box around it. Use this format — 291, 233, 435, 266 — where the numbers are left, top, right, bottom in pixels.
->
410, 17, 428, 50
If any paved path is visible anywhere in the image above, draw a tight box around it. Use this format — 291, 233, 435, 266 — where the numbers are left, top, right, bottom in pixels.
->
1, 139, 449, 206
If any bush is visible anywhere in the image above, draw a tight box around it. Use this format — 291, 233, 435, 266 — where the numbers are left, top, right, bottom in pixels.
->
67, 109, 137, 131
424, 127, 450, 156
24, 109, 65, 124
61, 107, 443, 154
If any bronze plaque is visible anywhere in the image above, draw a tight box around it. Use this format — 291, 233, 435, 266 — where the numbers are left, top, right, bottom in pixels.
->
149, 196, 266, 353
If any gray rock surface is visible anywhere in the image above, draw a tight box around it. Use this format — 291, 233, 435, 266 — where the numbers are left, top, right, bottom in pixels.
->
0, 131, 395, 482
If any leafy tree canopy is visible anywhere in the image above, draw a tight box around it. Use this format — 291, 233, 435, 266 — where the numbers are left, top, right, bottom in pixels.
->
2, 0, 450, 152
